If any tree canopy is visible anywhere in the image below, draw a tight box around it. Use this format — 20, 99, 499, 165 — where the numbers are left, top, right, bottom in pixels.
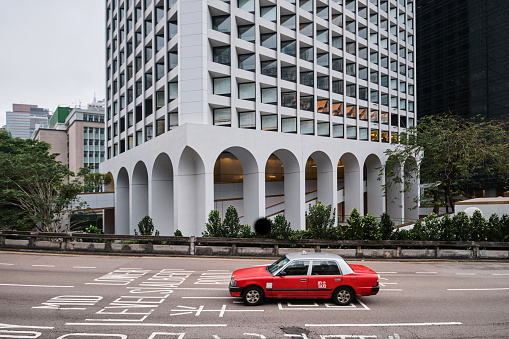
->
0, 131, 86, 231
383, 114, 509, 213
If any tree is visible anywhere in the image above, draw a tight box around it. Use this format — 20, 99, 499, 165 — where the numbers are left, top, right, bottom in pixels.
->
135, 216, 160, 236
0, 131, 87, 232
382, 114, 509, 214
269, 214, 293, 240
78, 167, 112, 193
306, 202, 336, 239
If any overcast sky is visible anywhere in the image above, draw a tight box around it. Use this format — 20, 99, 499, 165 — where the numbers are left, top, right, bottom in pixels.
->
0, 0, 105, 126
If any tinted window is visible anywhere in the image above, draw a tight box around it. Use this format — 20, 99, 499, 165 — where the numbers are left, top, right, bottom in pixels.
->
311, 261, 341, 275
283, 261, 310, 276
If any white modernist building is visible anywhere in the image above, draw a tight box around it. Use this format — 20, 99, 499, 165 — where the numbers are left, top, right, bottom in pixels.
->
101, 0, 418, 236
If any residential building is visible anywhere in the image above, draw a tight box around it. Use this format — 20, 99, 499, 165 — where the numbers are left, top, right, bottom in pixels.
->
100, 0, 418, 236
416, 0, 509, 120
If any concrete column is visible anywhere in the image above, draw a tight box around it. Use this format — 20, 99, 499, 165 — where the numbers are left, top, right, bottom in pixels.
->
367, 163, 384, 218
285, 168, 306, 231
244, 171, 265, 228
344, 165, 362, 217
386, 165, 405, 222
115, 169, 130, 235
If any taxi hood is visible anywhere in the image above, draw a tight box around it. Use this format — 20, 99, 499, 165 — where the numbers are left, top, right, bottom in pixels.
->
233, 266, 270, 280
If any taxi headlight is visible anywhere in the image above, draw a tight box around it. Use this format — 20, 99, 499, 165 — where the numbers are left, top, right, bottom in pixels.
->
230, 276, 237, 287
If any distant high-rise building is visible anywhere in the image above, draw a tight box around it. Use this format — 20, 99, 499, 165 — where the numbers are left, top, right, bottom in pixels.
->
6, 104, 50, 139
34, 107, 105, 174
416, 0, 509, 120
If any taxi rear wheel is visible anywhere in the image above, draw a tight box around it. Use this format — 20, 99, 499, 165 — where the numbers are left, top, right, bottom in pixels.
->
242, 286, 264, 306
332, 286, 355, 305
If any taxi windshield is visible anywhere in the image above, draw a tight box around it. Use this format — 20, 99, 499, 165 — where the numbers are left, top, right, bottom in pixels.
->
267, 255, 290, 275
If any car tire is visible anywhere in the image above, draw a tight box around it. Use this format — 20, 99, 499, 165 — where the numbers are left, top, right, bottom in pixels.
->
332, 286, 355, 306
242, 286, 264, 306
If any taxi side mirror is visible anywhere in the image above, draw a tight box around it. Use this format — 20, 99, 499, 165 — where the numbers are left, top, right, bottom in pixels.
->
277, 271, 287, 277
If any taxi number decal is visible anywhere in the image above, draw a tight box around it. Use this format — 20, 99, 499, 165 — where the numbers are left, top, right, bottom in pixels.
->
318, 281, 326, 288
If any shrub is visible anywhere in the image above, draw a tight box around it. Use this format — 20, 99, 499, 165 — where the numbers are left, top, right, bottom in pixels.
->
470, 210, 486, 241
439, 214, 456, 241
174, 229, 183, 237
379, 212, 395, 240
344, 208, 363, 240
223, 205, 243, 237
363, 214, 381, 240
269, 214, 293, 240
85, 225, 103, 234
203, 210, 223, 237
135, 216, 159, 236
422, 213, 443, 241
306, 202, 336, 239
453, 212, 471, 241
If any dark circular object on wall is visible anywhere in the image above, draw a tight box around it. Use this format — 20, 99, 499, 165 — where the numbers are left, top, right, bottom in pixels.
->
254, 218, 271, 235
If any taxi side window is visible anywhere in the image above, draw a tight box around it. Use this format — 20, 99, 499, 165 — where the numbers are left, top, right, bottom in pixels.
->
283, 261, 310, 276
311, 261, 341, 275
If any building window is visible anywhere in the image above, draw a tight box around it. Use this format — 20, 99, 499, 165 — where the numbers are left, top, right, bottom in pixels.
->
261, 6, 277, 22
333, 124, 344, 138
238, 83, 256, 101
359, 127, 369, 140
156, 118, 165, 136
261, 115, 277, 131
261, 33, 277, 49
281, 66, 297, 82
282, 117, 297, 133
317, 99, 329, 114
212, 15, 230, 34
346, 105, 356, 118
239, 111, 255, 129
317, 76, 329, 91
281, 40, 296, 56
261, 60, 277, 77
300, 120, 314, 135
347, 126, 357, 139
300, 72, 314, 87
261, 87, 277, 105
281, 92, 297, 108
281, 14, 296, 30
238, 54, 256, 72
238, 25, 255, 42
213, 77, 231, 96
300, 96, 313, 112
300, 47, 313, 62
346, 84, 356, 98
212, 46, 230, 65
371, 129, 379, 142
238, 0, 255, 13
213, 108, 231, 126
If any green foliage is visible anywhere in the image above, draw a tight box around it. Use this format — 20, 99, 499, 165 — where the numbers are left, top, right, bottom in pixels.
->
85, 225, 103, 234
174, 229, 183, 237
306, 202, 336, 239
382, 114, 509, 213
379, 212, 395, 240
362, 214, 382, 240
135, 216, 160, 236
469, 210, 486, 241
453, 212, 471, 241
0, 130, 87, 232
78, 167, 112, 193
223, 205, 242, 237
344, 208, 364, 240
202, 206, 249, 238
269, 214, 293, 240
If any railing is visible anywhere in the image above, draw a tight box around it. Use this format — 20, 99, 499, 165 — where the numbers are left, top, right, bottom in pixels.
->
1, 231, 509, 259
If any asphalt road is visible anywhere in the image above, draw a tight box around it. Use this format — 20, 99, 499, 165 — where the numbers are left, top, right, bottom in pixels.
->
0, 251, 508, 339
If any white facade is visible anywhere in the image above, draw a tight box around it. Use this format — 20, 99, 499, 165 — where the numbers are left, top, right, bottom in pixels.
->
102, 0, 418, 235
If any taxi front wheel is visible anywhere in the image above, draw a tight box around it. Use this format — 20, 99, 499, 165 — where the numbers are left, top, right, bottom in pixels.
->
332, 286, 355, 306
242, 286, 264, 306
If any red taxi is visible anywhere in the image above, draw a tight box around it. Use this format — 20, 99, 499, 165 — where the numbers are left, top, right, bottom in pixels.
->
229, 252, 379, 306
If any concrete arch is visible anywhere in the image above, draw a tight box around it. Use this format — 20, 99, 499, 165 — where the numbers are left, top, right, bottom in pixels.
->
340, 153, 362, 217
364, 154, 384, 218
268, 149, 304, 230
307, 151, 335, 209
220, 146, 263, 228
115, 167, 129, 234
105, 172, 115, 192
386, 155, 404, 221
404, 156, 419, 222
151, 153, 174, 235
132, 161, 149, 234
177, 146, 209, 236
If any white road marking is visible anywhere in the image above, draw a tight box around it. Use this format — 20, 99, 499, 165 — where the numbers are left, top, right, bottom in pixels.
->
0, 263, 14, 266
182, 297, 236, 299
207, 270, 231, 272
456, 273, 476, 276
32, 265, 55, 267
306, 322, 462, 327
66, 323, 227, 327
448, 288, 509, 291
0, 323, 54, 329
278, 300, 370, 311
0, 283, 74, 288
416, 272, 437, 274
493, 273, 509, 276
73, 266, 96, 269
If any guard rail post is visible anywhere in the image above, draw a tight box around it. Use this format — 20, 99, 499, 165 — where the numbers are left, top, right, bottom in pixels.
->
105, 240, 112, 252
0, 235, 5, 247
189, 236, 196, 255
28, 236, 36, 249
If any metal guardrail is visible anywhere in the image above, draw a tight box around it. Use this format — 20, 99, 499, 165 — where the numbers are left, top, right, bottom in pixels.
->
1, 231, 509, 259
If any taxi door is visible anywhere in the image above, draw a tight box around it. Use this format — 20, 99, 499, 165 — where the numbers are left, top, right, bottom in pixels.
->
270, 260, 310, 299
307, 260, 342, 298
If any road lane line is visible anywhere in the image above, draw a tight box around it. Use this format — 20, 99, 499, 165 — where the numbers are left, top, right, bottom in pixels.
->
0, 263, 14, 266
493, 273, 509, 276
73, 266, 97, 269
416, 272, 437, 274
0, 283, 74, 288
66, 323, 227, 327
32, 265, 55, 267
182, 297, 236, 299
306, 322, 462, 327
456, 273, 476, 276
448, 288, 509, 291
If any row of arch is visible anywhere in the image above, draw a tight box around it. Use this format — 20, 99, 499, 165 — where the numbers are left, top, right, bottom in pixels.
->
113, 146, 418, 236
